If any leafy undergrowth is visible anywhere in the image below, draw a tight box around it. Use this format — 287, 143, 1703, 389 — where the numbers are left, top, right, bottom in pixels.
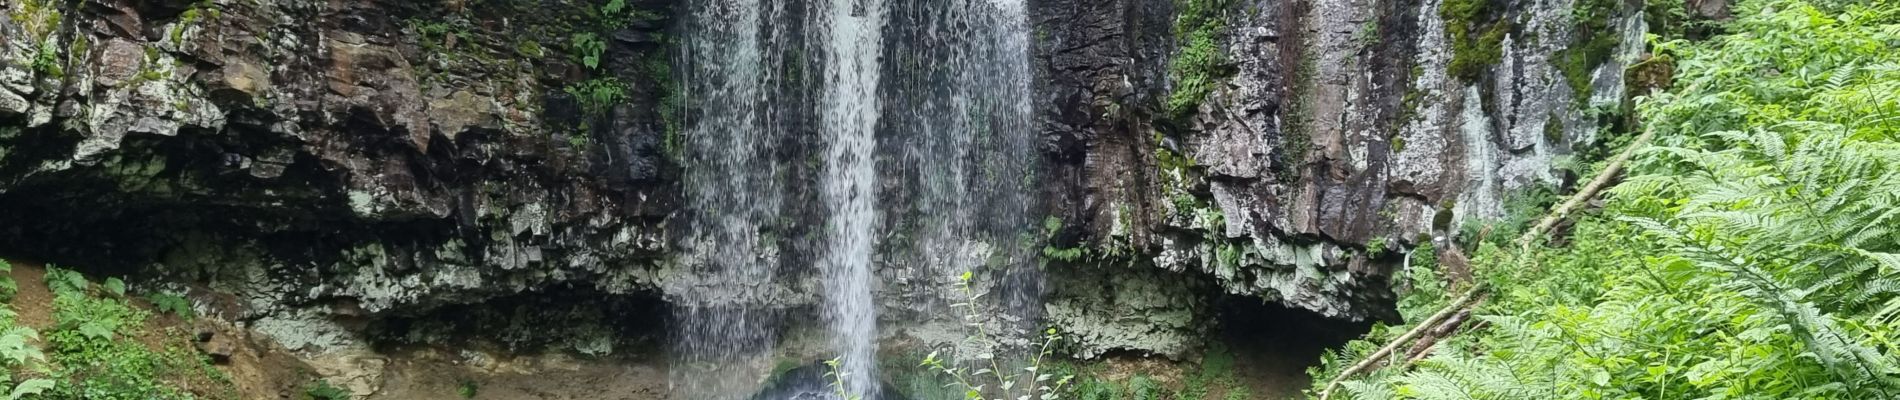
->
0, 261, 53, 400
1166, 0, 1238, 121
884, 344, 1257, 400
1059, 346, 1254, 400
38, 267, 232, 399
0, 261, 273, 399
1310, 1, 1900, 399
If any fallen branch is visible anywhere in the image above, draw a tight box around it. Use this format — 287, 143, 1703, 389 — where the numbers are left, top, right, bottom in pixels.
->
1517, 128, 1659, 253
1403, 307, 1476, 362
1317, 127, 1657, 400
1317, 288, 1486, 400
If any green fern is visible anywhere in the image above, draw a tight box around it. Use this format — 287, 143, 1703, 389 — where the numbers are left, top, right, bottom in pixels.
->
1312, 1, 1900, 398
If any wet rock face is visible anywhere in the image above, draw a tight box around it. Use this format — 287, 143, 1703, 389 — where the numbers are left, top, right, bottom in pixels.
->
0, 0, 678, 320
1032, 0, 1645, 356
1044, 264, 1208, 360
2, 0, 1643, 364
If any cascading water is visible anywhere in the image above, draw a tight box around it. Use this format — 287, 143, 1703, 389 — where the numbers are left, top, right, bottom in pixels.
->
674, 0, 1034, 398
885, 0, 1037, 318
670, 0, 790, 398
813, 0, 888, 396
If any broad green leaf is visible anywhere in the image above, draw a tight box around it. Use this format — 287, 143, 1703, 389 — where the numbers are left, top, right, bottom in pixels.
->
104, 277, 126, 297
76, 322, 112, 341
8, 378, 53, 400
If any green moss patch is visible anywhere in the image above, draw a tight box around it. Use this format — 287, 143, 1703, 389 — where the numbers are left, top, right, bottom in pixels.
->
1554, 0, 1623, 102
1440, 0, 1511, 82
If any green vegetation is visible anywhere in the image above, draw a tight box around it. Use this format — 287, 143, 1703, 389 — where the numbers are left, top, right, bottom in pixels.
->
514, 39, 546, 58
1129, 376, 1162, 400
408, 18, 473, 56
1278, 56, 1319, 184
1430, 199, 1455, 232
1365, 236, 1390, 259
1400, 240, 1443, 320
148, 293, 192, 320
646, 54, 685, 163
401, 0, 668, 150
908, 272, 1073, 400
1165, 0, 1238, 120
1440, 0, 1509, 82
1353, 18, 1383, 48
555, 0, 670, 148
1041, 218, 1090, 264
0, 262, 15, 303
1155, 132, 1222, 237
1312, 2, 1900, 398
0, 262, 229, 399
565, 77, 631, 118
457, 379, 479, 398
303, 380, 350, 400
32, 40, 63, 79
570, 32, 608, 70
1542, 113, 1565, 144
1644, 0, 1723, 40
1457, 183, 1558, 247
1180, 345, 1253, 400
0, 261, 53, 400
1054, 346, 1252, 400
878, 266, 1260, 400
167, 0, 217, 44
37, 267, 229, 399
824, 359, 858, 400
594, 0, 664, 26
1554, 0, 1624, 102
1155, 0, 1240, 214
1036, 215, 1143, 267
9, 0, 62, 42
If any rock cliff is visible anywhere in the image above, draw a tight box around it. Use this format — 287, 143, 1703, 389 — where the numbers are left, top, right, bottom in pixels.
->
1032, 0, 1646, 356
0, 0, 677, 341
0, 0, 1647, 363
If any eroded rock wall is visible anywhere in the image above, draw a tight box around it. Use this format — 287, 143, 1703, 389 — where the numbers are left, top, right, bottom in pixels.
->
1032, 0, 1646, 357
0, 0, 677, 339
0, 0, 1650, 367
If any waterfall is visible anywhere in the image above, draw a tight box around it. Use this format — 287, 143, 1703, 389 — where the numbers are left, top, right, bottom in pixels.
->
673, 0, 1034, 398
814, 0, 888, 396
887, 0, 1038, 326
670, 0, 786, 398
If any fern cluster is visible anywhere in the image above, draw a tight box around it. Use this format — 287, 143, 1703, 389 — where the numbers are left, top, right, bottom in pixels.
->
1311, 1, 1900, 398
0, 261, 52, 400
1165, 0, 1237, 121
39, 266, 228, 399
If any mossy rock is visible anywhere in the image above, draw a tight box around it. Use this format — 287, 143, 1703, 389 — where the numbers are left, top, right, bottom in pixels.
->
1441, 0, 1510, 82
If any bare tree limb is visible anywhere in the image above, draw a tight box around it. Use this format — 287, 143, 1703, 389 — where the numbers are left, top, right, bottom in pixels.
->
1317, 288, 1486, 400
1517, 128, 1659, 253
1317, 127, 1657, 400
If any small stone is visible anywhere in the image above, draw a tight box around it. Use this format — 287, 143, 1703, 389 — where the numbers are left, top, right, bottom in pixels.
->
193, 331, 235, 364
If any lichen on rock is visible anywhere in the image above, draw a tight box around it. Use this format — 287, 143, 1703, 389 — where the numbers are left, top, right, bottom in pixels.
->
0, 0, 680, 349
1030, 0, 1648, 356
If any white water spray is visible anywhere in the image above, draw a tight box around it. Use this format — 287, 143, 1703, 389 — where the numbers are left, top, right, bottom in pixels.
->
815, 0, 888, 396
673, 0, 1035, 398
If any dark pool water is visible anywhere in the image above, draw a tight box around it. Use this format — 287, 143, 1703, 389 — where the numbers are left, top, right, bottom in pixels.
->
751, 364, 907, 400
